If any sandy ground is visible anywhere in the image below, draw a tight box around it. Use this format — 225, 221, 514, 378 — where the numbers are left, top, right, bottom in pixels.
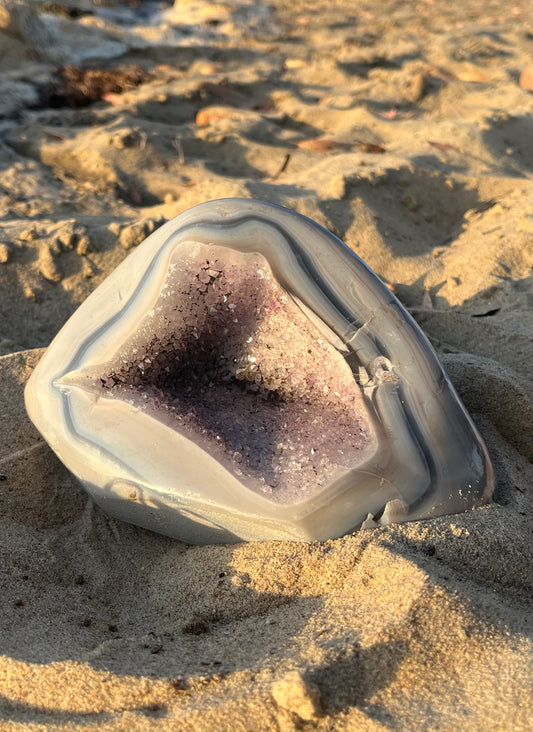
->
0, 0, 532, 730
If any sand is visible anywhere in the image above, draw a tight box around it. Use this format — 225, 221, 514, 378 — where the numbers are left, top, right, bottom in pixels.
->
0, 0, 532, 729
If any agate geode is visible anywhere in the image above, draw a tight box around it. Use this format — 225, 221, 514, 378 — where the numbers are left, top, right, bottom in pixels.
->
25, 199, 494, 543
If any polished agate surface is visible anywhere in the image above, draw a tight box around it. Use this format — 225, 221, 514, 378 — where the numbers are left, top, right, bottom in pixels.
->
25, 199, 494, 543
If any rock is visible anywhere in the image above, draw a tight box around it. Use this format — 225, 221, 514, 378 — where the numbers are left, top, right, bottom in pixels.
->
327, 173, 347, 199
519, 66, 533, 92
53, 221, 78, 251
119, 218, 165, 249
108, 222, 122, 236
0, 242, 12, 263
38, 243, 62, 283
408, 71, 427, 103
0, 79, 39, 117
76, 235, 91, 256
271, 671, 322, 720
0, 0, 66, 64
119, 222, 146, 250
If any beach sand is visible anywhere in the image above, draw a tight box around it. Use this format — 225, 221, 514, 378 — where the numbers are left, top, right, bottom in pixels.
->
0, 0, 532, 729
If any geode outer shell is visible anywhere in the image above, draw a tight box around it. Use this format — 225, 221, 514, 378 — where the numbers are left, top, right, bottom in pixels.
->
24, 198, 494, 543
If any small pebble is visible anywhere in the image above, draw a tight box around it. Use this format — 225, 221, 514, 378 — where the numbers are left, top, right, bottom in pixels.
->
196, 62, 218, 75
408, 72, 427, 103
120, 218, 165, 249
54, 222, 77, 251
38, 244, 62, 283
119, 223, 146, 250
111, 130, 137, 149
519, 65, 533, 92
401, 193, 419, 212
76, 234, 91, 256
0, 242, 12, 263
23, 284, 36, 300
181, 616, 210, 635
271, 671, 322, 720
19, 225, 39, 242
328, 173, 346, 199
284, 58, 308, 70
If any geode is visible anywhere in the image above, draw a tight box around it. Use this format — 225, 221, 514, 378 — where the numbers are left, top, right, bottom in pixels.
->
25, 199, 494, 543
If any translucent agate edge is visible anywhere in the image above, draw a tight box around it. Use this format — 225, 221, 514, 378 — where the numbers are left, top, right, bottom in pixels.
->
24, 198, 494, 543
